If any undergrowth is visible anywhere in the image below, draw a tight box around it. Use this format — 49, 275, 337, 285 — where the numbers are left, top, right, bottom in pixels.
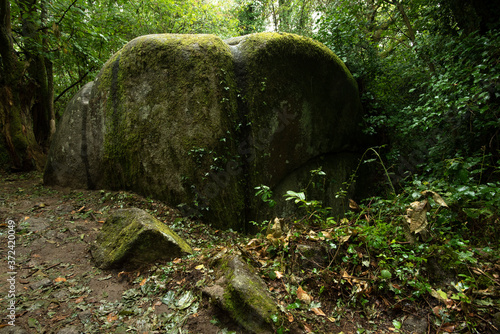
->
249, 148, 500, 333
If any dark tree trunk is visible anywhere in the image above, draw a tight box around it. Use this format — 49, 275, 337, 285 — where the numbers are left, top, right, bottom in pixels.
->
0, 0, 49, 171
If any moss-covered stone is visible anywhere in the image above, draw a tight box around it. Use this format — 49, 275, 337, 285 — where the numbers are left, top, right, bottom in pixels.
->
203, 252, 278, 333
89, 34, 244, 229
90, 208, 193, 269
226, 33, 364, 222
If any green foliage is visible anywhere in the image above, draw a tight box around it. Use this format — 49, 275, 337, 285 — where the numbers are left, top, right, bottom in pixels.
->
255, 185, 276, 208
315, 0, 500, 191
250, 152, 498, 328
8, 0, 240, 118
392, 30, 500, 170
234, 0, 267, 35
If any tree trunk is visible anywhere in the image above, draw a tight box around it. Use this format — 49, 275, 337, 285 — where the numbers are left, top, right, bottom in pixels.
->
0, 0, 47, 171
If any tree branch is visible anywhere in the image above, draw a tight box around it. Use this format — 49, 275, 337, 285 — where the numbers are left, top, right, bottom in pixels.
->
56, 0, 79, 26
54, 68, 93, 104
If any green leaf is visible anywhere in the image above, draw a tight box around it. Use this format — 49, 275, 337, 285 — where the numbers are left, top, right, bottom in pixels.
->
162, 290, 176, 305
380, 270, 392, 279
286, 300, 301, 310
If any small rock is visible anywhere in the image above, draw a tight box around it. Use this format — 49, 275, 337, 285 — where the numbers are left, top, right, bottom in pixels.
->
0, 326, 29, 334
78, 310, 93, 323
24, 218, 49, 232
402, 315, 428, 334
52, 289, 70, 300
203, 252, 278, 334
30, 277, 52, 290
56, 326, 80, 334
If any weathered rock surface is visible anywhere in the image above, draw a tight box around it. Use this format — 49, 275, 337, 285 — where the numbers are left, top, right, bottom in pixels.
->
45, 32, 365, 229
44, 81, 94, 188
0, 326, 29, 334
90, 208, 192, 269
202, 251, 278, 334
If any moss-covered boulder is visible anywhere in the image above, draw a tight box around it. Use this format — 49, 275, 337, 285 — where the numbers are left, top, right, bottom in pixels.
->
90, 208, 193, 269
225, 33, 363, 219
45, 32, 364, 229
202, 252, 278, 334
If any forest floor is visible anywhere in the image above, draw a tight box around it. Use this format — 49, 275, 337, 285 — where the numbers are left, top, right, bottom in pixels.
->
0, 171, 498, 334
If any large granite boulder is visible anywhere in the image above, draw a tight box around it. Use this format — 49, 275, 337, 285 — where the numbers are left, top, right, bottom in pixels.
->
45, 33, 364, 229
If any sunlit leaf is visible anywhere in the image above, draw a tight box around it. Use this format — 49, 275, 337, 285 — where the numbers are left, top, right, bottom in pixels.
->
430, 288, 448, 302
162, 290, 176, 305
176, 290, 195, 309
311, 308, 326, 316
405, 200, 430, 234
297, 286, 312, 304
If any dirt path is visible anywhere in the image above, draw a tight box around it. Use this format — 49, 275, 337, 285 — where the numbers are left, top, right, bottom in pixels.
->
0, 172, 245, 333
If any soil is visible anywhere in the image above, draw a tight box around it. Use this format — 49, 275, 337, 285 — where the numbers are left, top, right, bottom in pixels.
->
0, 172, 248, 334
0, 172, 495, 334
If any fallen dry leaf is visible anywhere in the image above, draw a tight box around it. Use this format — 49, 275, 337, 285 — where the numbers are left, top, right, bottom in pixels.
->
297, 286, 312, 304
311, 308, 326, 316
349, 199, 360, 211
107, 313, 118, 322
421, 190, 448, 207
54, 277, 66, 283
74, 296, 85, 304
406, 200, 431, 234
195, 264, 205, 270
287, 313, 294, 322
139, 278, 147, 286
441, 323, 455, 332
51, 315, 68, 322
275, 271, 283, 279
304, 323, 313, 332
432, 305, 447, 319
173, 258, 182, 264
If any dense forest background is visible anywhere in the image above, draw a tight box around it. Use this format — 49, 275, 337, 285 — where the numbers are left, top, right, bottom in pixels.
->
1, 0, 499, 198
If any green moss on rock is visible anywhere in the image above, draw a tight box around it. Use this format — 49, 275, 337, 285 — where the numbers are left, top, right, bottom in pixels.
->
206, 253, 278, 333
91, 208, 193, 269
89, 34, 244, 229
